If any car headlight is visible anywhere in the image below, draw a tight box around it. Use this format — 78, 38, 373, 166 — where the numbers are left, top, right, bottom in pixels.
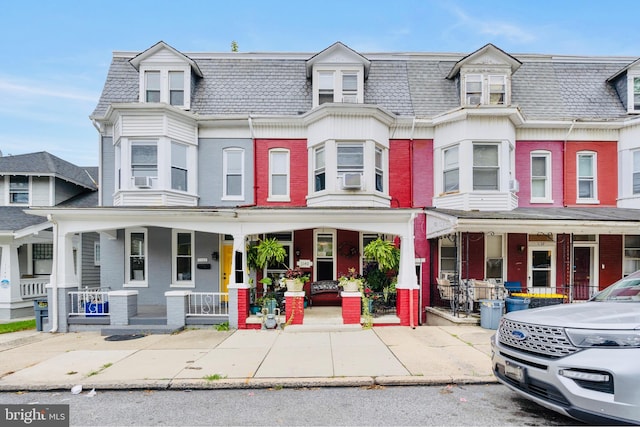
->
565, 328, 640, 348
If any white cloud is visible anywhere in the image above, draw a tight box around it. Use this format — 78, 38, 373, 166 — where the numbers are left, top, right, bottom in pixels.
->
447, 4, 536, 44
0, 77, 97, 102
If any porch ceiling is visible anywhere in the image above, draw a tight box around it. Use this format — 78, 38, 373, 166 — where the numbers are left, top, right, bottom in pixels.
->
426, 207, 640, 238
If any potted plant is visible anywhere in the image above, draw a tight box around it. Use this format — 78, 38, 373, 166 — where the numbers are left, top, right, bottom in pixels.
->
339, 267, 363, 292
255, 237, 286, 269
284, 266, 309, 292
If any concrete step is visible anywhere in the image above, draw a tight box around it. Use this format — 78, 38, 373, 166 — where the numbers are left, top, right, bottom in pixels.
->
101, 325, 183, 336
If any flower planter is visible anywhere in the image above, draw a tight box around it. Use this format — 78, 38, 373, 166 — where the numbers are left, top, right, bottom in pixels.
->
285, 279, 304, 292
341, 280, 360, 292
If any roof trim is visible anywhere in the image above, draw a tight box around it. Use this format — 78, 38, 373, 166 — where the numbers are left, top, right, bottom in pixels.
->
306, 41, 371, 78
446, 43, 522, 79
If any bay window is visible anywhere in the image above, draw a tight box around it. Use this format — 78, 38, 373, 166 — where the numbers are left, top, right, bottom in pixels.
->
314, 147, 325, 192
633, 151, 640, 195
443, 146, 459, 192
171, 142, 187, 191
473, 144, 499, 190
131, 142, 157, 187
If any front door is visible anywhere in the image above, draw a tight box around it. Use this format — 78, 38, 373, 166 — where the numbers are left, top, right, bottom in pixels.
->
222, 244, 233, 301
573, 246, 591, 300
529, 247, 554, 290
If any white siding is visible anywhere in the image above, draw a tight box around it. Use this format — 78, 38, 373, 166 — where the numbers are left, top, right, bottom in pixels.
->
31, 176, 50, 206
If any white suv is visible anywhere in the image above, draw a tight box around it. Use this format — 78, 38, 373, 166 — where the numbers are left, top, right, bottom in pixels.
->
491, 271, 640, 425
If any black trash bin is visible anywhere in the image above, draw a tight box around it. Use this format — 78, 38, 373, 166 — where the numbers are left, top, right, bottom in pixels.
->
34, 299, 48, 331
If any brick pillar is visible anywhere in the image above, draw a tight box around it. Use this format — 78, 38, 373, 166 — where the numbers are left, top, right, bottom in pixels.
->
396, 288, 419, 326
341, 291, 361, 324
284, 291, 305, 325
237, 287, 249, 329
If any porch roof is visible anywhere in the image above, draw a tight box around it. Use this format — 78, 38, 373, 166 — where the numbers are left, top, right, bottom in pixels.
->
0, 207, 49, 236
425, 207, 640, 238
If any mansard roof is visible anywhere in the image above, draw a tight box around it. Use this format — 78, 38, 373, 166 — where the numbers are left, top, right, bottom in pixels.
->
0, 151, 97, 190
92, 42, 636, 122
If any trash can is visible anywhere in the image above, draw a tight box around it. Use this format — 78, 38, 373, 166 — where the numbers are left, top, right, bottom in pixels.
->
479, 299, 504, 330
505, 297, 531, 313
33, 299, 48, 332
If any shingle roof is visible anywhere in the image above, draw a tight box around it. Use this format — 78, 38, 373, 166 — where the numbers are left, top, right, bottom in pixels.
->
0, 207, 48, 232
91, 44, 636, 122
0, 151, 97, 189
431, 207, 640, 222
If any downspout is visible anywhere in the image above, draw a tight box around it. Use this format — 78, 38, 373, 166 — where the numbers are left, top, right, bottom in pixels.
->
249, 114, 258, 198
563, 119, 576, 207
408, 212, 416, 329
47, 214, 58, 333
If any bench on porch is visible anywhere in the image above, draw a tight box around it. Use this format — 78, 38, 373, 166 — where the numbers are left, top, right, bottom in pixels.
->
307, 280, 341, 307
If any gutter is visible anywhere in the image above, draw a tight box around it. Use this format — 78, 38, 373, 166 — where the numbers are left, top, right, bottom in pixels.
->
47, 214, 58, 333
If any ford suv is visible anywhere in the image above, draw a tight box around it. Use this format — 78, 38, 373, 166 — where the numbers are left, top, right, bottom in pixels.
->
491, 271, 640, 425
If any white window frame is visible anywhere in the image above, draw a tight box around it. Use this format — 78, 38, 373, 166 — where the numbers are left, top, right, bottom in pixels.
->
530, 151, 552, 203
139, 66, 190, 109
633, 150, 640, 195
222, 148, 244, 200
314, 146, 326, 193
628, 74, 640, 113
94, 241, 100, 267
443, 146, 459, 193
624, 235, 640, 277
337, 143, 364, 176
463, 73, 509, 106
125, 228, 148, 287
576, 151, 598, 203
473, 144, 499, 191
145, 71, 160, 102
313, 68, 363, 107
268, 149, 290, 201
439, 237, 457, 278
130, 141, 158, 188
485, 234, 504, 281
172, 229, 194, 288
168, 71, 185, 106
8, 176, 30, 205
375, 146, 384, 192
171, 142, 188, 192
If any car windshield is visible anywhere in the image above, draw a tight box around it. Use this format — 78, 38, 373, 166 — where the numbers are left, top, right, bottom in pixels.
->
592, 276, 640, 302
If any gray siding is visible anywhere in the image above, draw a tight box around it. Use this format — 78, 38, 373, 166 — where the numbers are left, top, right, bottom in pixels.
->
198, 138, 254, 206
101, 136, 115, 206
81, 232, 100, 288
54, 178, 83, 205
31, 176, 50, 206
194, 231, 221, 292
100, 230, 124, 290
0, 177, 4, 205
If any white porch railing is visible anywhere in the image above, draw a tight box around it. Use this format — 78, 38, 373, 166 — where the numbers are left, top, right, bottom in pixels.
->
68, 289, 110, 316
187, 292, 229, 317
20, 278, 49, 299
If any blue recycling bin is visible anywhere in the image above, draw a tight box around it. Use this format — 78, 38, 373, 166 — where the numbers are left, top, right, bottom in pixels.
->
505, 297, 530, 313
479, 299, 504, 330
34, 299, 48, 331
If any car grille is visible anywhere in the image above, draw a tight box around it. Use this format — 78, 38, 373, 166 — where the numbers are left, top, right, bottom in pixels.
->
499, 319, 580, 358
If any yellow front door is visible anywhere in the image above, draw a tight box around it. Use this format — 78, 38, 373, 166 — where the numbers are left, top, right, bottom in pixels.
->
222, 244, 233, 301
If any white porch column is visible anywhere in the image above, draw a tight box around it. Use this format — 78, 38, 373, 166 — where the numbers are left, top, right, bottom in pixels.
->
49, 224, 79, 332
227, 233, 248, 329
396, 215, 418, 290
0, 244, 22, 314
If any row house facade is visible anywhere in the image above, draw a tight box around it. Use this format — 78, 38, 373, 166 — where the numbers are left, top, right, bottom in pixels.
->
32, 41, 640, 331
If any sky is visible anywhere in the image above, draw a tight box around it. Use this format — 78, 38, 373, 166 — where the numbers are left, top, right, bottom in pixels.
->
1, 0, 638, 167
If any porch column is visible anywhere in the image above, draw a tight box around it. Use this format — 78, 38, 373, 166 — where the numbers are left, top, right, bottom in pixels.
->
228, 233, 249, 329
396, 215, 419, 327
49, 229, 79, 332
0, 243, 22, 320
284, 291, 305, 325
341, 291, 361, 324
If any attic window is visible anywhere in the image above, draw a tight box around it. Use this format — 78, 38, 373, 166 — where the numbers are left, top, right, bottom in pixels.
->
141, 68, 188, 108
634, 77, 640, 111
463, 74, 508, 106
314, 68, 362, 107
9, 176, 29, 204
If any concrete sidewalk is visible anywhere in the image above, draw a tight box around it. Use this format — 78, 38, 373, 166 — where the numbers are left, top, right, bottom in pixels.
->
0, 326, 497, 391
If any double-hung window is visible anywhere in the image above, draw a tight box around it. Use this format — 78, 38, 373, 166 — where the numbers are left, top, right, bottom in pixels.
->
463, 73, 508, 106
223, 148, 244, 199
342, 74, 358, 103
131, 142, 157, 187
531, 151, 551, 201
318, 72, 334, 105
269, 149, 289, 199
145, 71, 160, 102
173, 230, 193, 286
465, 74, 482, 105
633, 151, 640, 195
624, 235, 640, 277
489, 75, 506, 105
375, 147, 384, 192
443, 146, 459, 192
577, 152, 597, 201
337, 143, 364, 188
634, 77, 640, 111
171, 142, 187, 191
169, 71, 184, 106
126, 228, 147, 286
9, 176, 29, 204
473, 144, 499, 190
314, 147, 325, 192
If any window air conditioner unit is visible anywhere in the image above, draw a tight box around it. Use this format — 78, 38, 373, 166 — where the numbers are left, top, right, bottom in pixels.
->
467, 95, 482, 105
342, 94, 358, 103
342, 173, 362, 189
134, 176, 152, 188
509, 179, 520, 192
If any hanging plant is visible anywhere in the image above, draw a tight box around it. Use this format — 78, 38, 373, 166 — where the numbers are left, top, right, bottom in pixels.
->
363, 238, 399, 272
255, 237, 286, 269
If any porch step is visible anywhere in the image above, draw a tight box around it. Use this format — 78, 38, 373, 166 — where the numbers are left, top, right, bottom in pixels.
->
129, 317, 166, 325
100, 325, 183, 336
283, 324, 362, 332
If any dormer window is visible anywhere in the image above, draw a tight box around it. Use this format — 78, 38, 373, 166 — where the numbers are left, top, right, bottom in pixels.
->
142, 69, 186, 107
634, 76, 640, 111
464, 74, 507, 106
9, 176, 29, 204
315, 69, 363, 106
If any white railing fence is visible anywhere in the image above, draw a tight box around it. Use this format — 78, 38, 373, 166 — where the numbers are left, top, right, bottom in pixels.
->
20, 278, 49, 299
187, 292, 229, 317
68, 289, 110, 316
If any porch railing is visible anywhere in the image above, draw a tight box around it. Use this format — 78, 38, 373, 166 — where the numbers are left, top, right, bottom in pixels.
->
20, 278, 49, 299
68, 289, 110, 316
187, 292, 229, 317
